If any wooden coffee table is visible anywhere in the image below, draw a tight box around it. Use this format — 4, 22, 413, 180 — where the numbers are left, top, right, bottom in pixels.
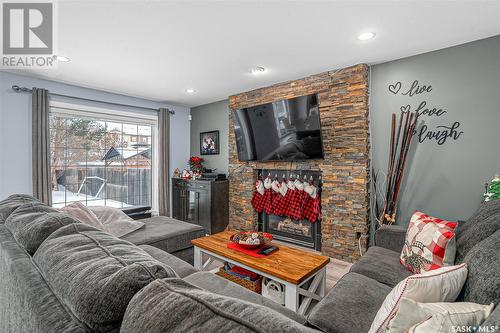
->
191, 231, 330, 315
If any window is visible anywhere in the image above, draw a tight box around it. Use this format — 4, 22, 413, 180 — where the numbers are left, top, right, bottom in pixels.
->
49, 103, 157, 210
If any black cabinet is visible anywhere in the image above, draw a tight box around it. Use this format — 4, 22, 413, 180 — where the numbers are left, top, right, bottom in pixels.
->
172, 178, 229, 234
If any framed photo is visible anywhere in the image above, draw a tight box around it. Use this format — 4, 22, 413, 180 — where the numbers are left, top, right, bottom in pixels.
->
200, 130, 220, 155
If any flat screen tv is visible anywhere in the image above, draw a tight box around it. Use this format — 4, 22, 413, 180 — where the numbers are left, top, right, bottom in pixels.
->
233, 93, 324, 161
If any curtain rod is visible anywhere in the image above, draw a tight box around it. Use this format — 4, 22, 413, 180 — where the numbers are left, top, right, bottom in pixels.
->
11, 85, 175, 115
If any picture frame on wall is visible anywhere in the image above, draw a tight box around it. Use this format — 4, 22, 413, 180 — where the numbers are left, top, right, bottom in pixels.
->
200, 130, 220, 155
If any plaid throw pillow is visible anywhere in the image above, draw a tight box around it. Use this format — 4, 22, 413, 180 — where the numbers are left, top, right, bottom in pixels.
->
400, 212, 458, 274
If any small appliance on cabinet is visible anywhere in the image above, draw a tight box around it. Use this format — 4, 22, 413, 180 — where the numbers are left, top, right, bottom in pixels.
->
172, 178, 229, 234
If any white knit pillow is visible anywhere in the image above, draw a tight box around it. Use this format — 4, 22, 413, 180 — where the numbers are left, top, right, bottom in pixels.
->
368, 263, 468, 333
387, 298, 494, 333
407, 308, 494, 333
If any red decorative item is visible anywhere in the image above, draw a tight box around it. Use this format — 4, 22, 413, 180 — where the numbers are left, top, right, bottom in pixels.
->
303, 195, 320, 223
188, 156, 204, 172
303, 181, 321, 223
273, 177, 288, 216
288, 182, 304, 220
229, 231, 273, 250
251, 179, 264, 212
227, 243, 267, 258
262, 190, 273, 214
400, 212, 458, 274
271, 190, 283, 215
282, 178, 295, 218
230, 265, 260, 280
262, 178, 273, 215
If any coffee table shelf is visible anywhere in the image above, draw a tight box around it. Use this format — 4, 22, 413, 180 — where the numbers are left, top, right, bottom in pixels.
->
191, 231, 330, 315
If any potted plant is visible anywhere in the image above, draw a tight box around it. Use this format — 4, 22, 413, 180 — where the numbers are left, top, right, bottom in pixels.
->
188, 156, 204, 178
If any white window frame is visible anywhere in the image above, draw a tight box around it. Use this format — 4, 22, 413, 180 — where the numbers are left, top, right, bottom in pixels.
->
49, 101, 159, 213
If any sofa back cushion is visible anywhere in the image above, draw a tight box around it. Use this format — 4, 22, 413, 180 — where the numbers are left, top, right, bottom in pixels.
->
455, 199, 500, 263
0, 194, 40, 223
457, 228, 500, 305
33, 223, 177, 333
120, 278, 318, 333
0, 225, 89, 333
5, 202, 79, 254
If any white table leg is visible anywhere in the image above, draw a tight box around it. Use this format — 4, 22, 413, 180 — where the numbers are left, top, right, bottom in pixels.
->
194, 246, 202, 270
297, 268, 326, 315
284, 282, 299, 312
319, 268, 326, 297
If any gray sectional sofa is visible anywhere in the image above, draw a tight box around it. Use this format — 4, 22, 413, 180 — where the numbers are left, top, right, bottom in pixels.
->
0, 194, 499, 332
307, 199, 500, 333
0, 194, 312, 333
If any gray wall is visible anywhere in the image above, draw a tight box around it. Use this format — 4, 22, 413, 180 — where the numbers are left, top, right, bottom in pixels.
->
190, 100, 229, 174
0, 71, 191, 205
370, 35, 500, 229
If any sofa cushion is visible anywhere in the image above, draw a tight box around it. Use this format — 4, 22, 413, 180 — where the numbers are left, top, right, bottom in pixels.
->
481, 304, 500, 329
388, 297, 494, 333
33, 223, 177, 333
375, 224, 407, 253
407, 310, 493, 333
5, 202, 79, 254
457, 228, 500, 305
399, 212, 458, 274
369, 264, 468, 333
120, 216, 205, 253
184, 271, 306, 324
350, 246, 412, 287
171, 247, 195, 265
0, 194, 40, 223
456, 199, 500, 235
120, 278, 318, 333
0, 225, 88, 333
455, 199, 500, 263
139, 244, 197, 278
307, 272, 392, 333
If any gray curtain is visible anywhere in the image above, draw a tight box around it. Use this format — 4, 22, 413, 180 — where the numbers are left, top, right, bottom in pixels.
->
158, 108, 170, 216
32, 88, 52, 205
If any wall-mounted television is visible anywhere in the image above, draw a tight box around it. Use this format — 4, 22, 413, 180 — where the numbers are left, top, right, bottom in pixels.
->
232, 93, 324, 161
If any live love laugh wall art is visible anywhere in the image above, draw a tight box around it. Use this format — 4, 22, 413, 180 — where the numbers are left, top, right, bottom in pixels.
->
388, 80, 463, 145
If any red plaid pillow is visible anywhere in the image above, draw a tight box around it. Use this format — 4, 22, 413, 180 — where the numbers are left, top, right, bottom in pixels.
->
400, 212, 458, 274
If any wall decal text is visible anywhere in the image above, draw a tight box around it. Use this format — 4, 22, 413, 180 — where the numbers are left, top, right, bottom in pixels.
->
388, 80, 463, 145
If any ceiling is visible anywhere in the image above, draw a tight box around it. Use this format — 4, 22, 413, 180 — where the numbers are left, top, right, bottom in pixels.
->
11, 0, 500, 107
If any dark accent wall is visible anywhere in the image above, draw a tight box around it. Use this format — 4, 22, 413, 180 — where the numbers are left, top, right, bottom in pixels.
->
190, 100, 230, 174
370, 35, 500, 230
228, 64, 371, 262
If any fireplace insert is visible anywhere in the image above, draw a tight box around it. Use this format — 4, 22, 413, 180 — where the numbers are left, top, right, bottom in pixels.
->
260, 213, 321, 251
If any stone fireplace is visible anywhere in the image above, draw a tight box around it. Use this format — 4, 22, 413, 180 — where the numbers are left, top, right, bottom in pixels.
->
228, 64, 370, 263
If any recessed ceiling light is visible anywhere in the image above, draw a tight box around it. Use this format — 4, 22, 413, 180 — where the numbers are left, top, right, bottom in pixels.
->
186, 89, 196, 94
357, 32, 375, 41
56, 55, 71, 62
250, 66, 266, 75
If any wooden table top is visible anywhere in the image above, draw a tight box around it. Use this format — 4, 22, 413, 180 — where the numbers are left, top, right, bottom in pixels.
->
191, 231, 330, 284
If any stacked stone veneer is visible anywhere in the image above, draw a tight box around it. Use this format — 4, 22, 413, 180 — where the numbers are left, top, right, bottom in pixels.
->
228, 64, 370, 262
